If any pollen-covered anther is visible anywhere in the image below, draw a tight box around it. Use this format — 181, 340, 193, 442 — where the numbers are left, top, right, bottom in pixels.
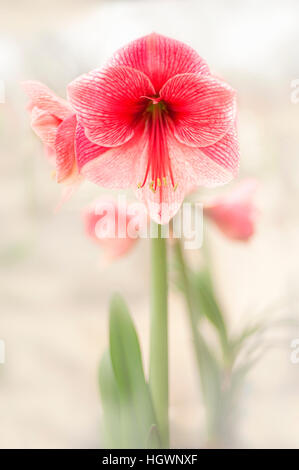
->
149, 181, 156, 193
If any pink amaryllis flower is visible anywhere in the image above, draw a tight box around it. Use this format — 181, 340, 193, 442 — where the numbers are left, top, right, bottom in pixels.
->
68, 33, 240, 224
83, 198, 147, 260
204, 179, 258, 241
23, 81, 81, 189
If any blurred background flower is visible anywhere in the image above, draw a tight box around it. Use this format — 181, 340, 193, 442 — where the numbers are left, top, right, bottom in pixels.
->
1, 0, 299, 449
204, 179, 258, 241
83, 197, 145, 261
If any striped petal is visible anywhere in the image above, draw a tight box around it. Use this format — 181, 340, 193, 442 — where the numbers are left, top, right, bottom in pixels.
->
68, 65, 155, 147
160, 73, 236, 147
198, 124, 240, 178
22, 81, 72, 120
109, 33, 210, 92
75, 122, 110, 172
134, 130, 237, 224
30, 107, 61, 148
55, 114, 77, 182
76, 122, 142, 188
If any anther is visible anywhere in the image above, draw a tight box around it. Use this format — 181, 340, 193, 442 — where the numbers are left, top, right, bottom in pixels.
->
150, 181, 156, 193
149, 181, 156, 193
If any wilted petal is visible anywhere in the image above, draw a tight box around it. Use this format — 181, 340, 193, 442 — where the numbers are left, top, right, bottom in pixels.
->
161, 73, 236, 147
109, 33, 210, 92
68, 65, 155, 147
22, 81, 72, 120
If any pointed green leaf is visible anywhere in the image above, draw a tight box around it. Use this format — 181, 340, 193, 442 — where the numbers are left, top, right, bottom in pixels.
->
99, 350, 122, 448
192, 269, 229, 358
146, 423, 162, 449
194, 330, 223, 438
109, 293, 158, 448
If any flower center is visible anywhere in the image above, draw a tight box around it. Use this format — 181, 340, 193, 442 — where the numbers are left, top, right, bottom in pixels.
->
138, 96, 177, 193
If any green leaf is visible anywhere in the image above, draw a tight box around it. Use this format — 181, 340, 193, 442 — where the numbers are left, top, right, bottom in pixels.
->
99, 351, 122, 448
146, 424, 162, 449
109, 293, 158, 448
192, 269, 229, 358
194, 330, 223, 439
229, 323, 262, 360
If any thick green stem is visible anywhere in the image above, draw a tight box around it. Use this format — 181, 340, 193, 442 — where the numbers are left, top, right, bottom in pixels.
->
149, 224, 169, 448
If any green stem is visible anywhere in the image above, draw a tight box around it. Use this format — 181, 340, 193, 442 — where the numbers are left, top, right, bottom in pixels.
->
149, 224, 169, 448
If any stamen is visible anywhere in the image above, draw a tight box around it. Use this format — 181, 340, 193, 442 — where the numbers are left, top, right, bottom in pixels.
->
150, 181, 156, 193
137, 99, 177, 193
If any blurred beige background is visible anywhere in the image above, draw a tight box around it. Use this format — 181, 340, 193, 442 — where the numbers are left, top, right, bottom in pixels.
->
1, 0, 299, 448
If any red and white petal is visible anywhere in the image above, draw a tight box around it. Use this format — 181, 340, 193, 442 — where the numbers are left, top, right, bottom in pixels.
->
75, 122, 110, 172
77, 127, 145, 189
160, 73, 236, 148
68, 65, 155, 147
30, 107, 61, 148
55, 114, 77, 182
167, 126, 239, 191
135, 126, 239, 224
132, 131, 194, 224
135, 167, 193, 225
109, 33, 210, 93
22, 81, 72, 120
44, 145, 56, 165
197, 124, 240, 179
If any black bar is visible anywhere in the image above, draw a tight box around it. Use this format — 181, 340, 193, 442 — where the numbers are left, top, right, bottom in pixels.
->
0, 449, 297, 466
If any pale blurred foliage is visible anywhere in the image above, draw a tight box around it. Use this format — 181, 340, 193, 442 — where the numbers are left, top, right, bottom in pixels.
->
1, 0, 299, 448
